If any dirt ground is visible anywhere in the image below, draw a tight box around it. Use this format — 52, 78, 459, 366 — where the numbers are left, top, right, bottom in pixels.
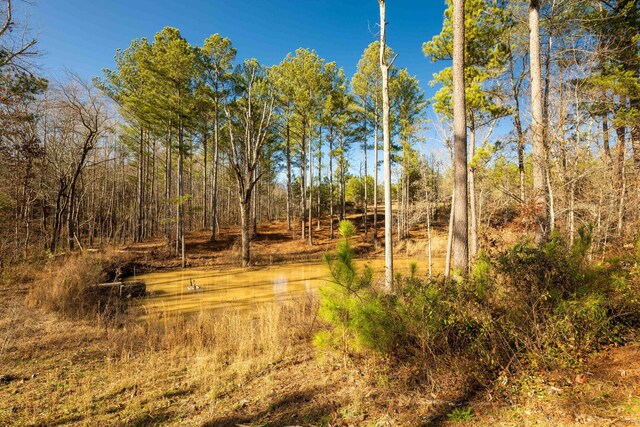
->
120, 212, 454, 270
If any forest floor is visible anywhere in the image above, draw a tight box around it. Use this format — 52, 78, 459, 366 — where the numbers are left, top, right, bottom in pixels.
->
1, 215, 638, 426
120, 212, 455, 270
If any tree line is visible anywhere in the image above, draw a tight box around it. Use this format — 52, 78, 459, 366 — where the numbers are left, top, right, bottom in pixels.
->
1, 0, 638, 280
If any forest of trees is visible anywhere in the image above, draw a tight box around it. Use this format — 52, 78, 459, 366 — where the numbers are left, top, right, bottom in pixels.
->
1, 0, 639, 275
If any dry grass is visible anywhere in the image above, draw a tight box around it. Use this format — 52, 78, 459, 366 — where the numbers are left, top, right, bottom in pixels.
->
25, 252, 143, 322
1, 252, 324, 425
2, 223, 639, 425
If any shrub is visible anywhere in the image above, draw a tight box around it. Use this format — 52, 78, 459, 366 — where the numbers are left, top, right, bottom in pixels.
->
317, 224, 640, 380
314, 220, 399, 354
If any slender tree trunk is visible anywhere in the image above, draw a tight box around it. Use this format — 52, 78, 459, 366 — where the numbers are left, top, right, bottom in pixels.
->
602, 109, 611, 162
469, 124, 478, 260
166, 128, 173, 252
509, 54, 526, 202
301, 122, 306, 240
211, 98, 220, 241
136, 125, 144, 242
252, 177, 258, 238
178, 122, 186, 268
616, 127, 627, 235
329, 130, 335, 239
286, 122, 292, 231
363, 107, 368, 238
317, 128, 322, 230
379, 0, 393, 290
203, 132, 208, 230
425, 171, 433, 279
452, 0, 469, 272
445, 189, 454, 279
340, 131, 346, 220
308, 125, 313, 245
530, 0, 548, 243
373, 102, 379, 246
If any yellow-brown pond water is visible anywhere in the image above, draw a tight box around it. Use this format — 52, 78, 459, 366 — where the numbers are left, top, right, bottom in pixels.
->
135, 258, 440, 316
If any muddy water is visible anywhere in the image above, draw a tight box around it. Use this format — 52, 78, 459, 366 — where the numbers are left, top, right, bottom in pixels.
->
136, 258, 441, 316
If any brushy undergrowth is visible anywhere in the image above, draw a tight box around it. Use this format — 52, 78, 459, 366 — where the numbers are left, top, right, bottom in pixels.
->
26, 253, 134, 321
316, 223, 640, 384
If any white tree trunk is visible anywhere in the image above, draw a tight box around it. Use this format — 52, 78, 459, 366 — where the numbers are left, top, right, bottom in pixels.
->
379, 0, 394, 291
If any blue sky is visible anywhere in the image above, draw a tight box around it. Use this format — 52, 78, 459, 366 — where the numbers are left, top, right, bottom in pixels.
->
27, 0, 456, 166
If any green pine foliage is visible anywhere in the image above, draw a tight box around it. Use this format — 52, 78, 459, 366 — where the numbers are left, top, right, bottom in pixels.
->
317, 223, 640, 377
314, 220, 398, 354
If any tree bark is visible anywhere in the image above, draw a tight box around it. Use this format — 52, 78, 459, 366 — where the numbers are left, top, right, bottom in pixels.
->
308, 125, 313, 245
379, 0, 394, 290
452, 0, 469, 272
286, 122, 292, 231
329, 129, 335, 239
469, 124, 478, 260
300, 122, 306, 240
240, 197, 251, 267
178, 121, 186, 268
530, 0, 549, 243
373, 101, 379, 245
363, 106, 368, 237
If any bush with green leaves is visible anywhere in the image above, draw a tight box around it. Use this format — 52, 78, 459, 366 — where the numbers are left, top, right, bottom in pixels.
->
316, 223, 640, 376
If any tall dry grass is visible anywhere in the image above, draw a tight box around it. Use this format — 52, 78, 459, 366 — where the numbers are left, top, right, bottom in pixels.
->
25, 251, 152, 321
96, 298, 319, 399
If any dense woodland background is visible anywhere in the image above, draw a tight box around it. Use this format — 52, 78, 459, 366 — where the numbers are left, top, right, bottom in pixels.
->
1, 0, 639, 269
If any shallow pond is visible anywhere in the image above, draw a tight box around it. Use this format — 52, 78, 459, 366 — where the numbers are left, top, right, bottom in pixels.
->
135, 257, 441, 316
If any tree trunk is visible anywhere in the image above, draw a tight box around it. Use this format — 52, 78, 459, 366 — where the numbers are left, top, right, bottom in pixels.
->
252, 177, 258, 238
340, 131, 346, 220
211, 97, 220, 241
286, 122, 292, 231
166, 127, 173, 252
509, 53, 526, 202
308, 125, 313, 245
379, 0, 393, 290
240, 197, 251, 267
136, 125, 144, 242
301, 122, 306, 240
530, 0, 548, 243
317, 129, 322, 231
452, 0, 469, 272
363, 107, 368, 238
469, 124, 478, 260
373, 101, 379, 246
445, 189, 454, 279
178, 122, 186, 268
203, 132, 208, 230
425, 169, 433, 279
329, 130, 335, 239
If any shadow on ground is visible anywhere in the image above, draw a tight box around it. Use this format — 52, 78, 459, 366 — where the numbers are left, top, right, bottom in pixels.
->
201, 386, 337, 426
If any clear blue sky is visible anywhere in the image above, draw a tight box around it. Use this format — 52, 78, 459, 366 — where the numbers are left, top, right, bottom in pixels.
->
28, 0, 455, 165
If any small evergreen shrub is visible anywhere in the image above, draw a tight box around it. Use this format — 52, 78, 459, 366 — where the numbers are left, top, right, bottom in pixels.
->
314, 220, 399, 353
